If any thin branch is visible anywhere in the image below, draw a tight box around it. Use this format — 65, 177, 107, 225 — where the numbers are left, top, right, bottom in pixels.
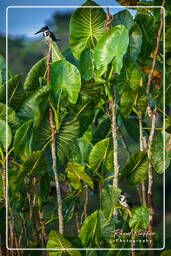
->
145, 3, 164, 252
119, 129, 131, 156
138, 114, 147, 207
75, 204, 81, 237
146, 6, 164, 95
49, 108, 64, 235
47, 42, 64, 235
83, 185, 89, 219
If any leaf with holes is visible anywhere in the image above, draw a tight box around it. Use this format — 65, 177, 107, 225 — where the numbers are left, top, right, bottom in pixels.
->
70, 0, 106, 59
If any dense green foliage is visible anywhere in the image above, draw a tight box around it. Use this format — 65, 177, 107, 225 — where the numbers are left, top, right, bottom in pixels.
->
0, 0, 171, 256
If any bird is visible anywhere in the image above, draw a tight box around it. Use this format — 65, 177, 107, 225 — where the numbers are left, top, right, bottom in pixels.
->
119, 193, 132, 209
34, 26, 61, 43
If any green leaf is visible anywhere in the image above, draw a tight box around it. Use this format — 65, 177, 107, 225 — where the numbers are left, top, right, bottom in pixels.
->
51, 41, 65, 62
74, 94, 96, 135
80, 210, 101, 247
151, 132, 170, 174
70, 0, 106, 59
102, 185, 121, 220
117, 58, 142, 93
112, 10, 134, 31
63, 48, 80, 69
47, 230, 81, 256
120, 88, 147, 118
93, 115, 111, 144
70, 138, 93, 165
94, 25, 129, 74
80, 49, 94, 81
67, 162, 94, 190
135, 13, 156, 60
51, 60, 81, 104
89, 138, 113, 173
57, 118, 80, 162
18, 86, 49, 125
121, 151, 148, 186
0, 103, 20, 131
0, 120, 12, 151
161, 250, 171, 256
24, 57, 47, 90
122, 117, 139, 143
13, 120, 33, 158
129, 206, 149, 230
18, 151, 48, 182
129, 23, 142, 60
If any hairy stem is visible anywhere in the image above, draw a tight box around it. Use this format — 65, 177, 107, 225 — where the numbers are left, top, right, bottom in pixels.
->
39, 207, 47, 244
83, 185, 89, 219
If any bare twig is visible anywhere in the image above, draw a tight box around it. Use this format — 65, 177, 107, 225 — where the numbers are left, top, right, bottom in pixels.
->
146, 6, 164, 95
138, 114, 147, 206
145, 4, 164, 252
49, 108, 64, 235
104, 7, 113, 31
39, 209, 47, 244
75, 205, 81, 237
119, 129, 131, 156
47, 42, 64, 235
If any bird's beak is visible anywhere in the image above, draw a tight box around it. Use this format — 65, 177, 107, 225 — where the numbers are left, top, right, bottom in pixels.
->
34, 29, 43, 35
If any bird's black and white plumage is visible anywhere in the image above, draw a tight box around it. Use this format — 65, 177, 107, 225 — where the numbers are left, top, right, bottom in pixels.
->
34, 26, 61, 43
119, 193, 131, 209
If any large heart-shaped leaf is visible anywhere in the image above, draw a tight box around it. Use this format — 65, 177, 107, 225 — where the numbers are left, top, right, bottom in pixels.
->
0, 120, 12, 152
51, 41, 65, 63
120, 88, 147, 118
47, 230, 81, 256
135, 13, 156, 61
121, 151, 148, 186
0, 103, 20, 130
18, 86, 50, 125
102, 185, 121, 220
70, 138, 93, 165
80, 49, 94, 81
69, 0, 106, 59
94, 25, 129, 74
13, 120, 33, 158
80, 210, 101, 247
112, 10, 134, 32
129, 22, 142, 60
93, 115, 111, 144
24, 57, 47, 90
89, 138, 113, 173
66, 162, 94, 190
18, 151, 48, 179
117, 58, 142, 93
51, 60, 81, 104
129, 206, 149, 230
151, 132, 170, 174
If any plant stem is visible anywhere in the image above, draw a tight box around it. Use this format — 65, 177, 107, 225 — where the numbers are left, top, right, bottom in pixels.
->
39, 207, 47, 244
145, 3, 164, 252
83, 185, 89, 219
119, 129, 131, 156
138, 114, 147, 206
75, 204, 81, 237
110, 85, 119, 188
49, 108, 64, 235
47, 42, 64, 235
